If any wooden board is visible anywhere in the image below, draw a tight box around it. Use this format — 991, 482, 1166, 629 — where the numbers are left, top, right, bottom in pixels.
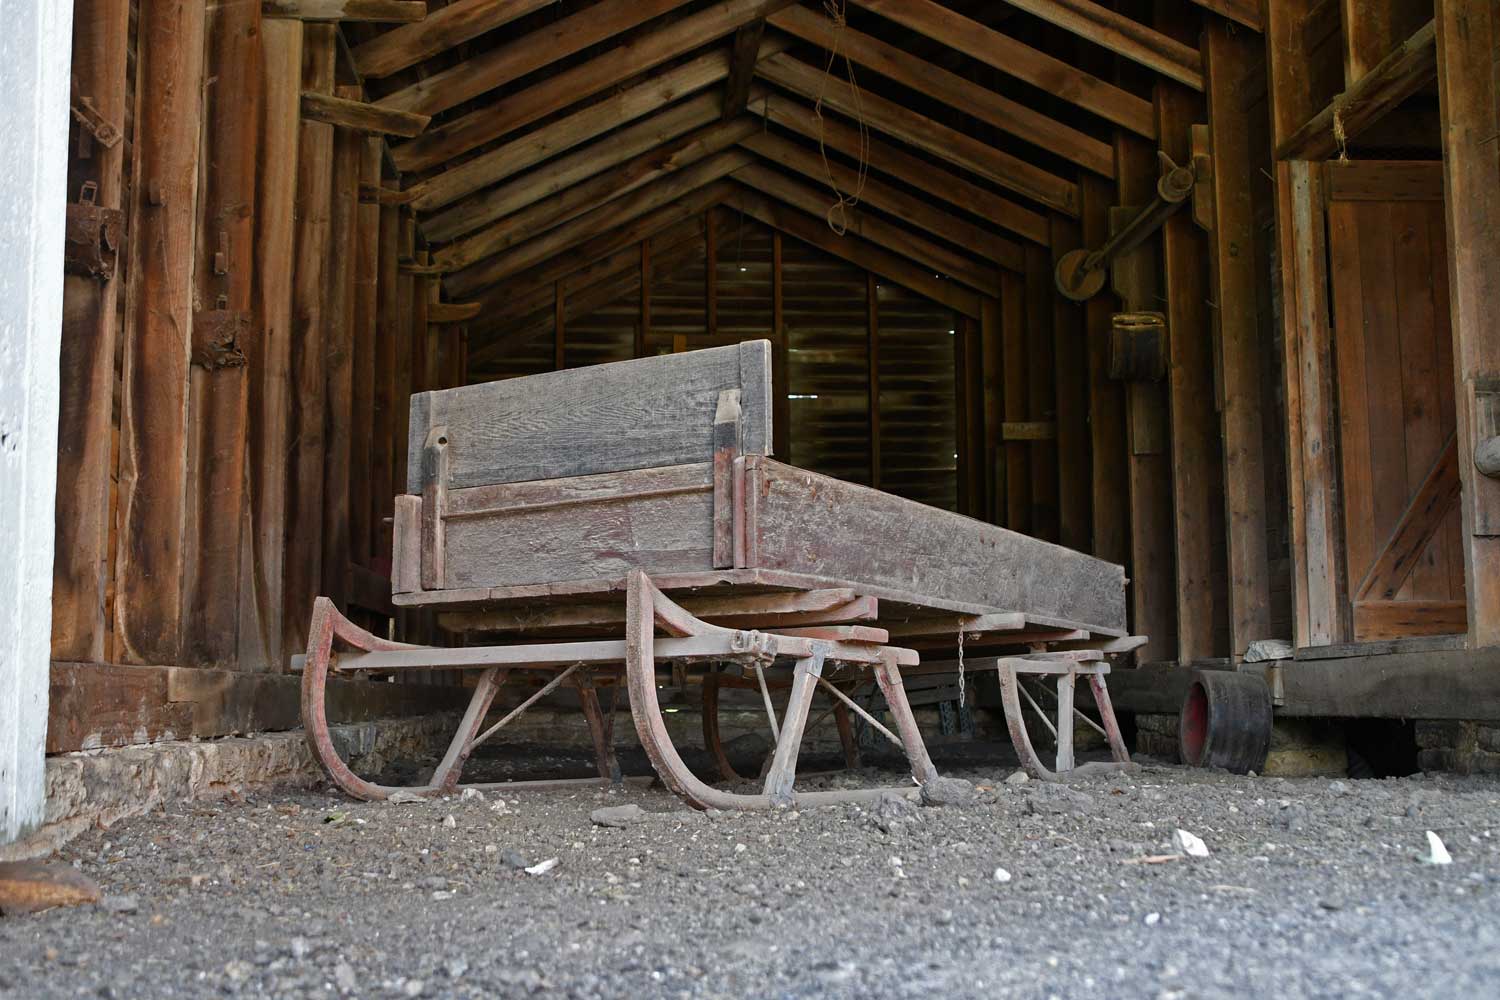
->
406, 340, 771, 492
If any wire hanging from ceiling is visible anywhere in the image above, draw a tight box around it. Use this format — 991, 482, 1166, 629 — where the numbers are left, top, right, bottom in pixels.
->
813, 0, 870, 237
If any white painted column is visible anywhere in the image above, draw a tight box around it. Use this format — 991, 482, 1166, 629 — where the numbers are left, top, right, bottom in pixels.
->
0, 0, 73, 845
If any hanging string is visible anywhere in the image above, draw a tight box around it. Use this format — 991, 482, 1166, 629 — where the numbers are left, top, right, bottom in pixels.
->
1332, 104, 1349, 162
813, 0, 870, 236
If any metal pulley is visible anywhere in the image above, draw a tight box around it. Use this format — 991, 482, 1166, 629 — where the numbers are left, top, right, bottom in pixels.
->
1054, 151, 1196, 302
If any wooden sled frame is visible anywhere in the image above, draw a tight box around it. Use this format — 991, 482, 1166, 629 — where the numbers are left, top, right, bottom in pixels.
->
302, 569, 940, 808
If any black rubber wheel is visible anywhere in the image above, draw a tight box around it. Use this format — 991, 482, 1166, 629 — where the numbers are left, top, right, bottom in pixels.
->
1179, 670, 1272, 775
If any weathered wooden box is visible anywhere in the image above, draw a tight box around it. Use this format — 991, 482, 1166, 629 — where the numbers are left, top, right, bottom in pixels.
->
392, 341, 1126, 634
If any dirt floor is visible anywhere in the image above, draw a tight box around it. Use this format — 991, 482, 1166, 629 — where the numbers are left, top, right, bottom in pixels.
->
3, 739, 1500, 999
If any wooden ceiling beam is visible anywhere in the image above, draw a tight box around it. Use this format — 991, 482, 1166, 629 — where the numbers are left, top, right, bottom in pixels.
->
751, 93, 1048, 245
300, 91, 430, 136
263, 0, 426, 22
994, 0, 1203, 90
725, 187, 982, 318
849, 0, 1155, 137
739, 130, 1024, 272
447, 153, 751, 296
731, 162, 1002, 294
723, 18, 770, 120
768, 4, 1113, 176
436, 115, 761, 272
352, 0, 554, 79
392, 0, 796, 174
756, 52, 1079, 216
1186, 0, 1261, 30
377, 0, 693, 117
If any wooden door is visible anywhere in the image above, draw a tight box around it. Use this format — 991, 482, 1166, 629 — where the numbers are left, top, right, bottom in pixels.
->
1327, 162, 1465, 642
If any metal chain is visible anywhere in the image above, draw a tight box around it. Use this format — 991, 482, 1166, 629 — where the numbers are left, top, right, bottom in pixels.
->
957, 627, 965, 707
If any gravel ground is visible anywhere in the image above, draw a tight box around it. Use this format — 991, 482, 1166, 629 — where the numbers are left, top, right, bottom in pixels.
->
3, 740, 1500, 999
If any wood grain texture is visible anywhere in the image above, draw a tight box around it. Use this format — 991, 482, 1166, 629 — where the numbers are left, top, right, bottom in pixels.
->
407, 341, 773, 492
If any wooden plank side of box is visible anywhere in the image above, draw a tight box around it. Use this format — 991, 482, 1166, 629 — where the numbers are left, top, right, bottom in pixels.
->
406, 340, 772, 492
746, 458, 1128, 632
441, 463, 718, 590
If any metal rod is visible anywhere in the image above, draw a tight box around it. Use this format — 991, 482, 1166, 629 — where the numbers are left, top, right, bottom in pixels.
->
754, 663, 781, 742
469, 662, 582, 751
816, 676, 903, 749
1019, 680, 1058, 738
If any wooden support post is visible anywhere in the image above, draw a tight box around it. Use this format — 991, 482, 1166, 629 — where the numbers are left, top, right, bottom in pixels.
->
247, 17, 304, 672
554, 281, 566, 370
52, 0, 131, 663
321, 91, 362, 612
867, 273, 881, 489
115, 0, 207, 665
1157, 8, 1226, 663
981, 296, 1006, 525
372, 204, 401, 565
1081, 175, 1129, 566
282, 24, 336, 659
772, 230, 790, 459
1025, 245, 1059, 541
1436, 0, 1500, 648
1051, 214, 1091, 552
1114, 132, 1177, 663
182, 0, 263, 668
411, 252, 433, 393
1342, 0, 1431, 86
959, 315, 986, 517
637, 241, 650, 358
393, 212, 416, 523
1203, 20, 1273, 658
349, 139, 381, 570
1001, 271, 1031, 534
705, 210, 719, 339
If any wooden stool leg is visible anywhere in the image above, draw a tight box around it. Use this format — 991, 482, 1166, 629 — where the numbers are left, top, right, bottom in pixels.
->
1087, 674, 1133, 763
575, 672, 622, 784
762, 648, 825, 806
1055, 671, 1075, 773
431, 666, 507, 791
874, 657, 940, 785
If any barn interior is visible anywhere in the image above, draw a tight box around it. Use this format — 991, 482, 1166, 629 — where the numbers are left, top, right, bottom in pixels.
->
26, 0, 1500, 808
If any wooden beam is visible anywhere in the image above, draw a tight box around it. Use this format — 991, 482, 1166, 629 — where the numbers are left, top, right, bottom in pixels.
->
1000, 272, 1030, 533
446, 152, 752, 297
867, 273, 881, 489
1079, 175, 1128, 566
553, 282, 565, 370
756, 52, 1080, 216
1186, 0, 1260, 30
1436, 0, 1500, 648
52, 0, 131, 663
1355, 435, 1460, 602
751, 94, 1049, 245
1266, 0, 1323, 149
300, 90, 430, 136
1204, 20, 1273, 658
349, 139, 381, 570
435, 116, 759, 273
731, 163, 1002, 296
377, 0, 692, 117
723, 18, 770, 119
428, 301, 483, 324
391, 0, 794, 173
1275, 20, 1437, 161
772, 231, 789, 459
263, 0, 425, 21
769, 4, 1113, 176
371, 204, 401, 565
739, 131, 1025, 272
638, 241, 651, 357
114, 0, 206, 665
1024, 245, 1058, 541
849, 0, 1155, 137
1050, 214, 1090, 552
705, 209, 718, 337
726, 188, 983, 318
996, 0, 1203, 90
353, 0, 553, 79
1341, 0, 1430, 85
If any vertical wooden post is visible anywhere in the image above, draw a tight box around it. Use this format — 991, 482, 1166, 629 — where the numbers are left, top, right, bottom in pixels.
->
1342, 0, 1431, 85
322, 94, 363, 612
1204, 20, 1274, 658
867, 273, 881, 489
1051, 214, 1091, 552
1025, 244, 1059, 541
981, 296, 1006, 525
183, 0, 262, 668
349, 139, 382, 571
1081, 174, 1130, 566
247, 17, 303, 671
413, 252, 434, 392
1436, 0, 1500, 648
637, 240, 651, 358
52, 0, 131, 663
115, 0, 207, 665
706, 209, 719, 339
554, 280, 566, 370
372, 203, 401, 565
392, 213, 416, 523
1001, 271, 1031, 534
282, 24, 336, 659
772, 230, 790, 459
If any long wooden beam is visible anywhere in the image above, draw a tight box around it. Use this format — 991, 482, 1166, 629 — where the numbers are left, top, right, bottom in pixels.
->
1275, 19, 1436, 161
301, 90, 430, 136
731, 163, 1000, 295
436, 116, 759, 272
377, 0, 693, 117
1187, 0, 1260, 30
392, 0, 793, 174
352, 0, 553, 79
263, 0, 425, 21
751, 93, 1049, 245
850, 0, 1155, 137
768, 4, 1113, 176
1341, 0, 1428, 85
996, 0, 1203, 90
756, 52, 1079, 216
739, 130, 1024, 272
722, 17, 770, 119
726, 187, 982, 318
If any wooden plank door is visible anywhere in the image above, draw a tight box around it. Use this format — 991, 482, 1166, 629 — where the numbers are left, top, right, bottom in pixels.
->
1326, 162, 1466, 641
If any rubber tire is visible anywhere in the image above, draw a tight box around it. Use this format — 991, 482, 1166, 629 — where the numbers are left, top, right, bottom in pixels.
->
1178, 669, 1272, 775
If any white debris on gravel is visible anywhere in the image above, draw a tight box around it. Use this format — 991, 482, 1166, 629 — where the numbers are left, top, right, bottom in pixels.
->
441, 814, 456, 829
1144, 912, 1161, 926
993, 867, 1012, 884
1173, 828, 1210, 858
386, 790, 427, 804
1419, 831, 1453, 865
524, 858, 559, 876
459, 788, 485, 802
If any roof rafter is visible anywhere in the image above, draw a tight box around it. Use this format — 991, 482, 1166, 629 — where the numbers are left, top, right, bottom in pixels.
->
352, 0, 554, 79
994, 0, 1203, 90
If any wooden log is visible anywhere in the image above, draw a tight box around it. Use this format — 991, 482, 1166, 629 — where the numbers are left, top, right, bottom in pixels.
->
350, 139, 381, 570
263, 0, 426, 22
282, 25, 337, 660
114, 0, 207, 665
52, 0, 131, 663
353, 0, 553, 79
300, 91, 430, 136
246, 18, 304, 672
